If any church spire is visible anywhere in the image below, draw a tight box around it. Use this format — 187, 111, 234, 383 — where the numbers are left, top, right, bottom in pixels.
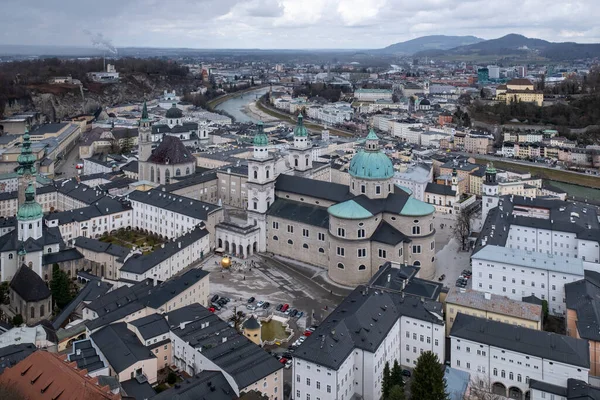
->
17, 129, 37, 177
141, 101, 149, 121
293, 113, 308, 137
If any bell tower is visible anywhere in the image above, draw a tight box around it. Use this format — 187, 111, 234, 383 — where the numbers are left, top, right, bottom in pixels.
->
138, 102, 153, 181
288, 113, 313, 175
482, 162, 499, 223
247, 122, 275, 252
17, 129, 37, 206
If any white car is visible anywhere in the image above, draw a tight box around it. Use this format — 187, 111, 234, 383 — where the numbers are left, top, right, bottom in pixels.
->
285, 360, 292, 369
247, 304, 257, 311
256, 301, 265, 308
298, 336, 306, 343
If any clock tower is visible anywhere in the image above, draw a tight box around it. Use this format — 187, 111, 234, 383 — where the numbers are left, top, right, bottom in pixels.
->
16, 129, 37, 206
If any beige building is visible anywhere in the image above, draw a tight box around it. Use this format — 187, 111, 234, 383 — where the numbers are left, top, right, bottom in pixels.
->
497, 78, 543, 106
464, 134, 494, 155
445, 287, 543, 335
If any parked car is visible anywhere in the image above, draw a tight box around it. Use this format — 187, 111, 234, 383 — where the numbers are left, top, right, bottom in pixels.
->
211, 294, 219, 303
438, 274, 446, 281
208, 307, 216, 313
290, 309, 298, 317
217, 298, 228, 306
276, 304, 283, 311
222, 297, 231, 303
211, 303, 221, 310
281, 303, 290, 312
247, 304, 257, 311
285, 360, 292, 369
247, 297, 255, 303
298, 336, 306, 343
297, 311, 304, 318
279, 357, 288, 364
256, 301, 265, 308
402, 369, 412, 377
262, 302, 270, 309
282, 352, 293, 359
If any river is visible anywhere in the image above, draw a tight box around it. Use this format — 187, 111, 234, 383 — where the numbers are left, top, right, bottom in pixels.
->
546, 180, 600, 205
215, 87, 271, 123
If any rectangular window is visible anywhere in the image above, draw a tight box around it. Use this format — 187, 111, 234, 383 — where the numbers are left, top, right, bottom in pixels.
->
358, 249, 366, 258
412, 245, 421, 254
303, 229, 309, 238
288, 225, 294, 233
378, 249, 387, 258
337, 247, 345, 257
272, 221, 279, 229
318, 233, 325, 241
338, 228, 345, 237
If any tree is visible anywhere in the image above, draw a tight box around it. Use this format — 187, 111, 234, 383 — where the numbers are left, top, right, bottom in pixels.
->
388, 385, 406, 400
542, 299, 549, 321
381, 361, 392, 399
468, 378, 506, 400
411, 351, 448, 400
12, 314, 23, 326
50, 263, 72, 310
167, 371, 177, 385
453, 206, 476, 251
391, 360, 404, 389
0, 281, 9, 304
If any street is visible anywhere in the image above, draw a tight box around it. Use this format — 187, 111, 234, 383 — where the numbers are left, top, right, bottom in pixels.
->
54, 140, 82, 178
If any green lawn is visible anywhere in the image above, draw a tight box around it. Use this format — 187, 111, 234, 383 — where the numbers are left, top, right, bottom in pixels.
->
99, 230, 165, 250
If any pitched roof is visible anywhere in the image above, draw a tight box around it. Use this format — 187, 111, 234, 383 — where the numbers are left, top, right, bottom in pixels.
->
565, 270, 600, 341
328, 200, 373, 219
0, 343, 37, 374
371, 221, 410, 246
426, 182, 456, 196
450, 314, 590, 368
275, 174, 353, 203
0, 351, 120, 400
129, 314, 170, 340
151, 370, 236, 400
266, 198, 329, 228
90, 322, 155, 373
128, 189, 220, 221
10, 265, 51, 302
294, 285, 443, 370
147, 136, 194, 165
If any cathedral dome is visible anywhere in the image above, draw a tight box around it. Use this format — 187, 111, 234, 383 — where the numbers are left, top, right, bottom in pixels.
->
348, 129, 394, 180
166, 104, 183, 119
17, 184, 43, 221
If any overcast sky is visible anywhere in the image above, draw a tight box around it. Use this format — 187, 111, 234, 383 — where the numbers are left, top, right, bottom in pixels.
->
2, 0, 600, 49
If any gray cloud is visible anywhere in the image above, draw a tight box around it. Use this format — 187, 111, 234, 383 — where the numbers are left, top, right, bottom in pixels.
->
0, 0, 598, 49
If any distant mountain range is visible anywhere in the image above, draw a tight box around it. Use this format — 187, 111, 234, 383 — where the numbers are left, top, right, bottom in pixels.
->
410, 34, 600, 61
376, 35, 484, 54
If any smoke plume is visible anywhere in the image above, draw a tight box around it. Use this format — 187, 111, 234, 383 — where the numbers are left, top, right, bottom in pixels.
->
84, 30, 118, 54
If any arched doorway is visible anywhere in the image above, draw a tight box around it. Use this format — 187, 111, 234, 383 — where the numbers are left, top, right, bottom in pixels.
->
238, 244, 244, 257
509, 387, 523, 400
231, 243, 236, 256
247, 244, 251, 256
253, 241, 258, 252
218, 238, 223, 248
225, 241, 230, 252
525, 391, 531, 400
492, 383, 507, 397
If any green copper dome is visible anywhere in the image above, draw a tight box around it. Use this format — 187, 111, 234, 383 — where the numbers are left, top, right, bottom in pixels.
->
349, 129, 394, 180
17, 130, 37, 176
486, 162, 497, 174
17, 183, 43, 221
328, 200, 373, 220
166, 103, 183, 119
253, 122, 269, 147
293, 113, 308, 137
140, 101, 149, 121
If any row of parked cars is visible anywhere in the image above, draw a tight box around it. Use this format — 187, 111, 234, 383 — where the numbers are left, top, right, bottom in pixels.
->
209, 295, 231, 311
455, 269, 472, 288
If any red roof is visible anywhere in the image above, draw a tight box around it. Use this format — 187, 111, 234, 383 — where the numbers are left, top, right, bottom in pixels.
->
0, 351, 120, 400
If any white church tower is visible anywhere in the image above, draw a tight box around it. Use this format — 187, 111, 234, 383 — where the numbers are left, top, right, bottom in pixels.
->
288, 113, 313, 176
247, 122, 275, 252
138, 102, 153, 181
481, 163, 499, 223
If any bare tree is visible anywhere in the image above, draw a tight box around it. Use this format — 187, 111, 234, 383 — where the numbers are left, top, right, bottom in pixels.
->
467, 378, 505, 400
453, 206, 476, 251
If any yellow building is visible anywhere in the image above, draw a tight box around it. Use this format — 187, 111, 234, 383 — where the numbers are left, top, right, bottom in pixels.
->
496, 78, 543, 106
242, 316, 262, 345
445, 287, 543, 335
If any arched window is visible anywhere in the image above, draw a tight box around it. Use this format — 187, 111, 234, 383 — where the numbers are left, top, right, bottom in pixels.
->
175, 168, 181, 176
40, 304, 45, 317
266, 170, 270, 179
303, 244, 308, 249
29, 223, 32, 229
358, 265, 366, 270
517, 374, 522, 382
509, 372, 514, 380
287, 239, 293, 245
294, 159, 298, 167
305, 158, 309, 166
165, 169, 171, 184
319, 248, 324, 253
273, 236, 278, 241
150, 167, 155, 182
493, 368, 497, 376
501, 370, 506, 378
413, 260, 421, 266
253, 170, 258, 179
186, 167, 190, 175
30, 307, 35, 319
337, 263, 345, 269
47, 248, 52, 253
412, 226, 420, 235
8, 253, 13, 260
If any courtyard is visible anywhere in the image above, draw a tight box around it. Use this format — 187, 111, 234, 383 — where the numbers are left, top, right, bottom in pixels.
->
99, 229, 166, 253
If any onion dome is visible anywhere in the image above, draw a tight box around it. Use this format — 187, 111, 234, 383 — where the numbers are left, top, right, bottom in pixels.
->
253, 122, 269, 147
17, 183, 43, 221
293, 113, 308, 137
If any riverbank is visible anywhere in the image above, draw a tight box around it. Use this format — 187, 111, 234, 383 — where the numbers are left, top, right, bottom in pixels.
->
245, 101, 280, 123
207, 84, 269, 109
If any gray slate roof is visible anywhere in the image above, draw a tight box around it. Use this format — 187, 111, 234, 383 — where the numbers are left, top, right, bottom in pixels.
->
450, 314, 590, 368
68, 339, 105, 373
129, 313, 170, 340
0, 343, 36, 374
275, 174, 353, 203
295, 285, 443, 370
147, 136, 194, 165
166, 303, 283, 389
151, 370, 236, 400
425, 182, 456, 196
91, 322, 156, 373
371, 221, 410, 245
10, 265, 51, 302
565, 270, 600, 341
266, 198, 329, 228
128, 189, 220, 221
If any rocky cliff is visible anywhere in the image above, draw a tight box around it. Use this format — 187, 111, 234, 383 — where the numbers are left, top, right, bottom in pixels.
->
3, 73, 199, 121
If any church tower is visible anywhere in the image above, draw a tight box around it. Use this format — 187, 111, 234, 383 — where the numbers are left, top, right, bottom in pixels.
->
247, 122, 275, 252
16, 129, 37, 206
138, 102, 153, 163
288, 113, 312, 176
451, 167, 459, 194
17, 183, 43, 242
482, 162, 499, 223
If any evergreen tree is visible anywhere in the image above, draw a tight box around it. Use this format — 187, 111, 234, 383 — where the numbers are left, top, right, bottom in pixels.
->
50, 263, 72, 310
381, 361, 392, 399
388, 385, 406, 400
411, 351, 448, 400
391, 360, 404, 388
12, 314, 23, 326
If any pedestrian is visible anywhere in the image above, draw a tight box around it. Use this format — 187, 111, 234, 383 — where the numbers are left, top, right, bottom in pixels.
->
243, 276, 245, 280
